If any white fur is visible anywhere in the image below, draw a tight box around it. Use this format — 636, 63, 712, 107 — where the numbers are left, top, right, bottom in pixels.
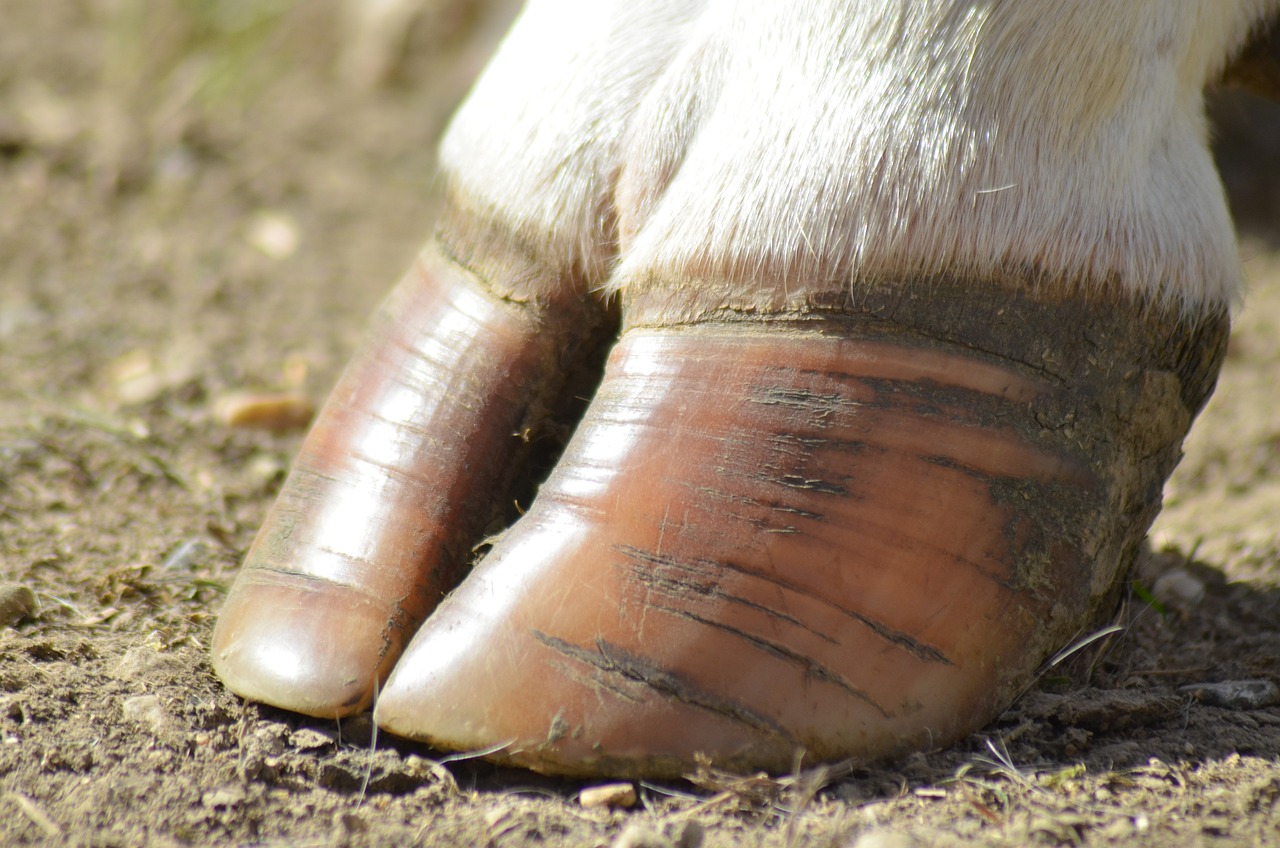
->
441, 0, 1280, 310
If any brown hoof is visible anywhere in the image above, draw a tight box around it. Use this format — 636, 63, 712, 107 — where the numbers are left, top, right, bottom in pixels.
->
374, 283, 1227, 777
211, 244, 600, 717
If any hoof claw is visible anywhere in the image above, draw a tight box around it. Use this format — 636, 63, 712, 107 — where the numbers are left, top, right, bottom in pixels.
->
213, 574, 397, 717
374, 324, 1087, 775
216, 256, 1229, 776
371, 285, 1226, 777
211, 244, 605, 718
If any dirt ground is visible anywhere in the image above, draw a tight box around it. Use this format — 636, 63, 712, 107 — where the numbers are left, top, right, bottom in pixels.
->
4, 3, 1280, 846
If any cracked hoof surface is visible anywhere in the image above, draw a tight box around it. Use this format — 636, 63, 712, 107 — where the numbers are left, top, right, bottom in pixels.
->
372, 281, 1226, 777
214, 241, 1228, 775
376, 325, 1069, 775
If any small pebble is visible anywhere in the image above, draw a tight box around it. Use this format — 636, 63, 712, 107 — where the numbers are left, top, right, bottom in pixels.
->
121, 695, 170, 734
611, 824, 660, 848
106, 346, 199, 406
1180, 679, 1280, 710
289, 727, 335, 751
579, 782, 638, 809
246, 452, 286, 486
676, 822, 704, 848
201, 786, 246, 809
250, 724, 288, 758
333, 810, 367, 834
213, 391, 314, 431
0, 584, 37, 626
111, 646, 184, 681
612, 821, 703, 848
247, 210, 301, 260
847, 829, 923, 848
1151, 568, 1206, 607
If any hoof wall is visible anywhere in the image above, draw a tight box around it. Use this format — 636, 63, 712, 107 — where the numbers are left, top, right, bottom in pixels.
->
372, 286, 1228, 778
212, 574, 399, 717
216, 258, 1229, 776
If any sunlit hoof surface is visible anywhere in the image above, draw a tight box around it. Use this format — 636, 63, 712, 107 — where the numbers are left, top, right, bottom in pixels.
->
211, 245, 604, 717
372, 282, 1227, 777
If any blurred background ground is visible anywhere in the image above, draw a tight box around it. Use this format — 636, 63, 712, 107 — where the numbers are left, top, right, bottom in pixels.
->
2, 2, 1280, 845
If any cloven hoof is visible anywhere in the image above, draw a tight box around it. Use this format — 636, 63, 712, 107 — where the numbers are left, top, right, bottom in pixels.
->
213, 244, 1226, 778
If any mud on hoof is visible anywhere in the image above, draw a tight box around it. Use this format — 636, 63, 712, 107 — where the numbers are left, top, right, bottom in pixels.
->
368, 276, 1226, 778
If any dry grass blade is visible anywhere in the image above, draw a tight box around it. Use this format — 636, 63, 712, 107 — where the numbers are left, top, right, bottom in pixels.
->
955, 735, 1126, 823
1009, 620, 1127, 700
973, 737, 1037, 790
356, 681, 379, 805
782, 760, 831, 848
1042, 624, 1125, 674
5, 792, 61, 838
683, 752, 855, 820
433, 738, 516, 764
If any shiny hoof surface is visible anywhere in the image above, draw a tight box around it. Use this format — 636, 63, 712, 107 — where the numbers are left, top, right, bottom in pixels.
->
212, 232, 1227, 773
211, 246, 598, 717
373, 286, 1227, 777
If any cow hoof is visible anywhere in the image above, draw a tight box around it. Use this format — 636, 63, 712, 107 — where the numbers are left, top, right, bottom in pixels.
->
211, 244, 605, 717
372, 280, 1227, 777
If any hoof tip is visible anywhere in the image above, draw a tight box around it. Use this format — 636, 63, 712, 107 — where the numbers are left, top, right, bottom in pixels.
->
212, 578, 401, 718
